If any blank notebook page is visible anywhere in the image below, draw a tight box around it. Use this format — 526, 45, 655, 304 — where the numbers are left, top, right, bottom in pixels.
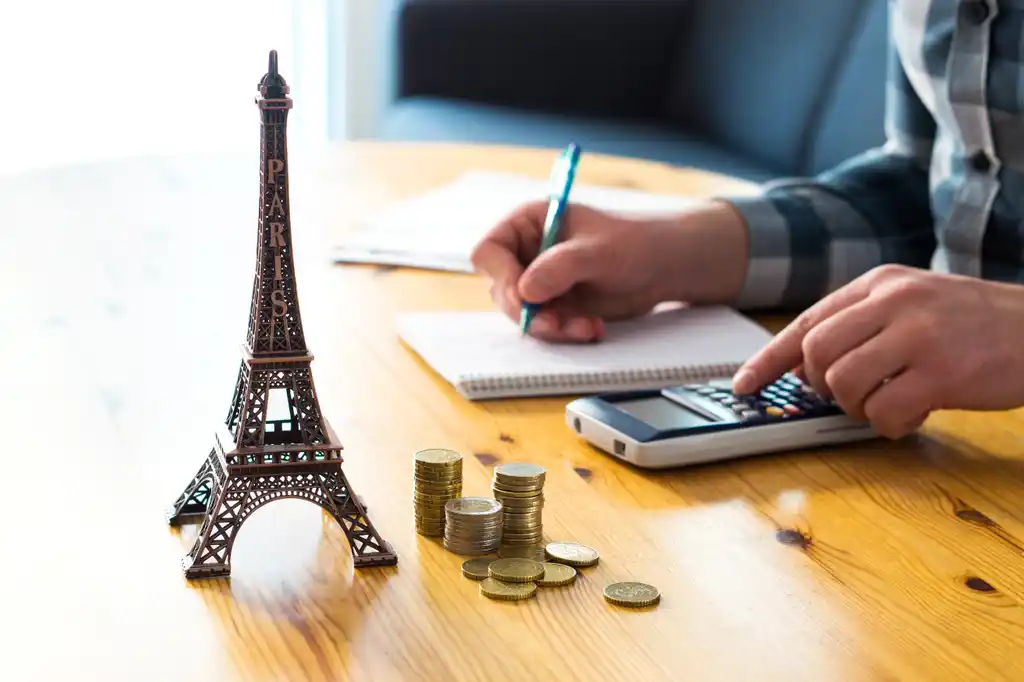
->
396, 306, 774, 399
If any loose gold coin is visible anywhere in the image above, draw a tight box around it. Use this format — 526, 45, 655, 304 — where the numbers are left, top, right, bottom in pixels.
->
461, 558, 495, 581
480, 578, 537, 601
603, 582, 661, 608
545, 541, 600, 567
488, 558, 544, 583
536, 562, 577, 587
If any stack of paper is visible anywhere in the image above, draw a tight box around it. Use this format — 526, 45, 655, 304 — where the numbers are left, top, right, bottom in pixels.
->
332, 171, 696, 273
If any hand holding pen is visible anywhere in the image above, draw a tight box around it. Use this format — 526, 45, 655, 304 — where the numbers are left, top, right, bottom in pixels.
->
469, 142, 751, 344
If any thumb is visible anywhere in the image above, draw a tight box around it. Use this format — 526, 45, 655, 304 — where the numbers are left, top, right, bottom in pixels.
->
518, 240, 598, 304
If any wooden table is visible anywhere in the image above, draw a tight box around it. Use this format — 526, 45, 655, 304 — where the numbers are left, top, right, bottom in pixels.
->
5, 142, 1024, 682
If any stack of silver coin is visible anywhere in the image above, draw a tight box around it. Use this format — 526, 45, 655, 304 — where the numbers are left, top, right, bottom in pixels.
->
491, 463, 545, 558
443, 497, 503, 555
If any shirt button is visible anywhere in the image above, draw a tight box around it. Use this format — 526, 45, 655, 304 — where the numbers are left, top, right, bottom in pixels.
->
961, 0, 990, 24
969, 150, 993, 173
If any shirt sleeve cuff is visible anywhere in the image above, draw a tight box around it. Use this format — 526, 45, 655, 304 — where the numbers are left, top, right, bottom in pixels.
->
717, 194, 794, 310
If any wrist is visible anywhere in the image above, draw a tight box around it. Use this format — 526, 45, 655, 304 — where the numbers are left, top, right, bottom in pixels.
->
647, 199, 750, 305
964, 277, 1024, 407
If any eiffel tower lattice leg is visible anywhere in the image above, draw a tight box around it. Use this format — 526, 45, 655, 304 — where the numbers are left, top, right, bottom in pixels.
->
180, 473, 253, 579
180, 467, 396, 579
166, 449, 224, 526
322, 468, 398, 567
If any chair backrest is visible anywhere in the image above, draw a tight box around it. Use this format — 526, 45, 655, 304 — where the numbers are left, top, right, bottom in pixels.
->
663, 0, 888, 176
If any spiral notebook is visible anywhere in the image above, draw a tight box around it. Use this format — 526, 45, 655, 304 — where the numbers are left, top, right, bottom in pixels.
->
396, 306, 774, 400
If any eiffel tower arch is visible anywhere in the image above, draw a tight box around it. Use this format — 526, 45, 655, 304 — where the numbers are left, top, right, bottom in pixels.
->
166, 50, 397, 579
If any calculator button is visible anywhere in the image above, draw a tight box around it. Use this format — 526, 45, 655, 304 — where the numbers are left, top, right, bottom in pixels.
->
697, 387, 717, 395
783, 404, 801, 415
770, 397, 790, 407
732, 403, 750, 413
710, 392, 732, 400
718, 396, 737, 406
683, 384, 703, 391
740, 410, 763, 421
765, 406, 785, 418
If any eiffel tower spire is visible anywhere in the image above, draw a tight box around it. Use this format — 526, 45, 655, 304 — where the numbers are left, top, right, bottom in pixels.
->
247, 49, 305, 357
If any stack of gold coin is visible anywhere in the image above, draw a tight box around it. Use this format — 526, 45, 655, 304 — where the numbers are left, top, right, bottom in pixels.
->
491, 463, 545, 556
443, 497, 503, 554
413, 448, 463, 537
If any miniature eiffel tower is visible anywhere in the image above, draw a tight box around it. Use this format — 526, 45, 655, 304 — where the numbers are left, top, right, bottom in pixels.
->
166, 50, 397, 579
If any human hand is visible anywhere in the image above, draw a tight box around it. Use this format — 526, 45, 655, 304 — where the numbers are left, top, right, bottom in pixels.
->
470, 199, 749, 342
731, 264, 1024, 438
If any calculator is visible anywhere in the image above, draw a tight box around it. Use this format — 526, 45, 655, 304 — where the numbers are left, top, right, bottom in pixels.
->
564, 373, 878, 469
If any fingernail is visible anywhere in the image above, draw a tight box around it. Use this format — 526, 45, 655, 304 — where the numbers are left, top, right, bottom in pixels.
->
564, 318, 591, 341
732, 368, 755, 394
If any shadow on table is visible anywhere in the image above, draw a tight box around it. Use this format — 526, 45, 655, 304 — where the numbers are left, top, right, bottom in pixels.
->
170, 504, 398, 681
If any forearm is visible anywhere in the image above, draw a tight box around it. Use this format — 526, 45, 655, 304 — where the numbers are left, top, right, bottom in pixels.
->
699, 24, 939, 312
722, 149, 936, 311
647, 147, 936, 311
648, 200, 751, 306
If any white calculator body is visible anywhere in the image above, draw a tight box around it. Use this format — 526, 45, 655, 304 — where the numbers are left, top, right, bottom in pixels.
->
564, 374, 878, 469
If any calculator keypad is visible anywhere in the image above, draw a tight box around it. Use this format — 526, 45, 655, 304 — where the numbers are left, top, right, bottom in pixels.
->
668, 373, 841, 423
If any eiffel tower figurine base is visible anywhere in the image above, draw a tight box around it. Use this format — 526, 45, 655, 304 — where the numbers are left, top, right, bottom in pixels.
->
167, 427, 398, 580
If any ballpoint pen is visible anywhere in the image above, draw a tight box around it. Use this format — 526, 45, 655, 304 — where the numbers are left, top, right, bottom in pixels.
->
520, 142, 582, 336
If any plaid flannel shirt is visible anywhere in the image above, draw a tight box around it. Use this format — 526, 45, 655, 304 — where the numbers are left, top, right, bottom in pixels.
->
724, 0, 1024, 310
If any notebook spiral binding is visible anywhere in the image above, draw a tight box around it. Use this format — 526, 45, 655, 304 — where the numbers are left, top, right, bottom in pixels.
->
458, 362, 742, 396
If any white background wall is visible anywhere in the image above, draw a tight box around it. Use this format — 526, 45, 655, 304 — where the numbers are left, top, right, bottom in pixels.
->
326, 0, 399, 141
0, 0, 393, 177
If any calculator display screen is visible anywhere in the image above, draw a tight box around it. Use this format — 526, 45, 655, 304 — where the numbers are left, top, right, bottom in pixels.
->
615, 396, 714, 430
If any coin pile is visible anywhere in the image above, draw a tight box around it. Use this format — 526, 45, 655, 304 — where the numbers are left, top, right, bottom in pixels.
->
413, 448, 463, 537
459, 539, 660, 607
491, 463, 545, 557
443, 497, 503, 555
458, 542, 588, 602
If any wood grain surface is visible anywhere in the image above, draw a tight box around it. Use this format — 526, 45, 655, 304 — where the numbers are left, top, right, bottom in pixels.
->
4, 141, 1024, 682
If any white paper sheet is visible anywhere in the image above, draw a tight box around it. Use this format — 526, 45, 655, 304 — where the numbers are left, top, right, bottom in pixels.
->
332, 171, 697, 273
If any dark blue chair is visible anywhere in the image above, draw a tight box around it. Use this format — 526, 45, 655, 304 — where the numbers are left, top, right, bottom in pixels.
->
378, 0, 890, 183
